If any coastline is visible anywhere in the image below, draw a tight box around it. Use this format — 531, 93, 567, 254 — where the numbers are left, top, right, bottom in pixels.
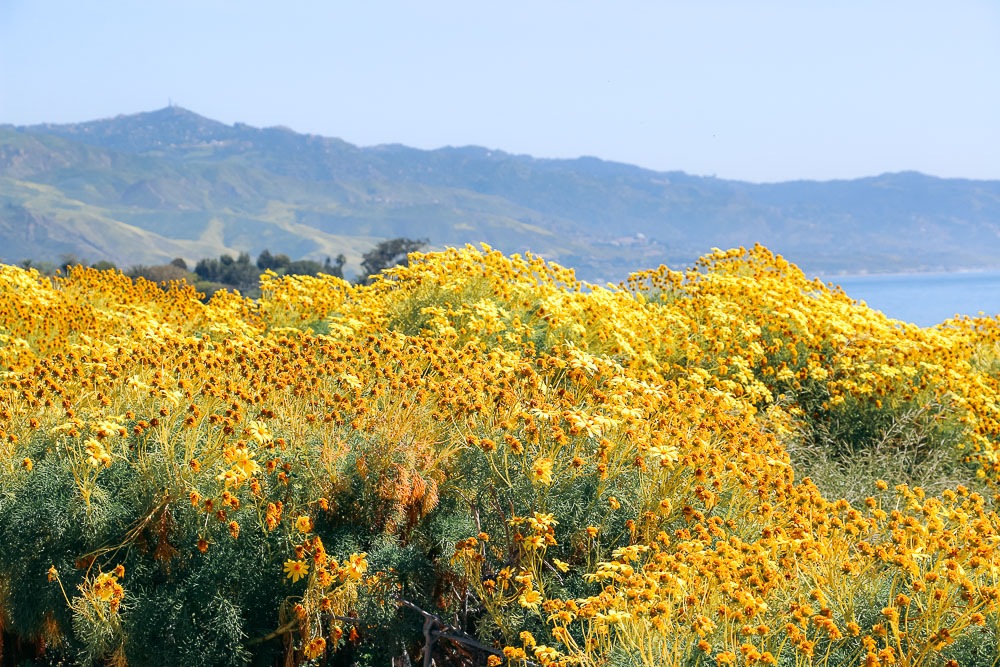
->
816, 267, 1000, 282
809, 270, 1000, 325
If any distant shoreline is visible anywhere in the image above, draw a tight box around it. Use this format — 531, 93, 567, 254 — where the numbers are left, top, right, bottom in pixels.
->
816, 267, 1000, 282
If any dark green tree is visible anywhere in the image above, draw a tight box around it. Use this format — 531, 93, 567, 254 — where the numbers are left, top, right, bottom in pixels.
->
127, 264, 192, 284
58, 253, 83, 273
194, 257, 222, 282
285, 259, 323, 276
358, 238, 427, 285
224, 253, 259, 290
323, 254, 346, 279
194, 254, 258, 291
256, 250, 291, 272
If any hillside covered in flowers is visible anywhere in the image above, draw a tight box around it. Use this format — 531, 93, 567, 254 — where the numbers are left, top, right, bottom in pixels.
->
2, 245, 1000, 666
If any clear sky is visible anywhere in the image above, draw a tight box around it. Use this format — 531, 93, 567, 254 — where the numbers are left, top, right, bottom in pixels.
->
1, 0, 997, 182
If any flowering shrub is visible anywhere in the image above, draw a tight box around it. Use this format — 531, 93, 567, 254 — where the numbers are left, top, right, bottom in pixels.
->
1, 245, 1000, 665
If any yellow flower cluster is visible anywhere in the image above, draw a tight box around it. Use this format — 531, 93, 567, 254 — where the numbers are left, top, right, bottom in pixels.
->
3, 245, 1000, 665
47, 562, 128, 658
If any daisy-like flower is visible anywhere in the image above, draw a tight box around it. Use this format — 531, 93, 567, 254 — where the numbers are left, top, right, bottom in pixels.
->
84, 438, 112, 468
284, 559, 309, 583
648, 443, 679, 465
245, 420, 272, 445
529, 457, 553, 486
230, 447, 260, 478
519, 589, 542, 609
303, 637, 326, 659
524, 534, 546, 550
345, 552, 367, 580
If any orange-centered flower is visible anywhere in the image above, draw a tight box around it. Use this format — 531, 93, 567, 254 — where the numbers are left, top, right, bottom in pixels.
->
284, 559, 309, 583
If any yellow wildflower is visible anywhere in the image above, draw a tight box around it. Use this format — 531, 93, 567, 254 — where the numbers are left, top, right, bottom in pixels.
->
530, 457, 554, 485
284, 559, 309, 583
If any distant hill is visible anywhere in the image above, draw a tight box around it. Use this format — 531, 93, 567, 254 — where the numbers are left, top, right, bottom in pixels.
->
3, 106, 1000, 281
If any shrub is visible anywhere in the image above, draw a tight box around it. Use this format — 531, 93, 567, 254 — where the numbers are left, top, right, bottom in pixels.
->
1, 247, 1000, 666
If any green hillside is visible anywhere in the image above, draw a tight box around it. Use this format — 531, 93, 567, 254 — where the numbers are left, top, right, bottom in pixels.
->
3, 106, 1000, 280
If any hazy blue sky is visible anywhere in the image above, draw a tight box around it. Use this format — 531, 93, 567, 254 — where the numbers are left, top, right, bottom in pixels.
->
1, 1, 997, 182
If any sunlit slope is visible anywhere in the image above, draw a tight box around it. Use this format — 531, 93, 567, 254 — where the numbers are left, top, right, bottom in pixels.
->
8, 107, 1000, 280
0, 127, 622, 278
1, 246, 1000, 665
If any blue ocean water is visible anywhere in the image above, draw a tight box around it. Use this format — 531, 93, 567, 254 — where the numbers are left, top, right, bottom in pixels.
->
818, 271, 1000, 327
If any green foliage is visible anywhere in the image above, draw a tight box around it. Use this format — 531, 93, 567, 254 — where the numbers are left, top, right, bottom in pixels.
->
192, 250, 347, 298
194, 253, 260, 292
4, 245, 1000, 667
0, 428, 480, 665
255, 250, 290, 272
8, 109, 1000, 284
782, 388, 985, 506
357, 238, 426, 285
126, 263, 194, 285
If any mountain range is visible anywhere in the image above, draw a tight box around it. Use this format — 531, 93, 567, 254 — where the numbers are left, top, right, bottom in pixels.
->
2, 106, 999, 282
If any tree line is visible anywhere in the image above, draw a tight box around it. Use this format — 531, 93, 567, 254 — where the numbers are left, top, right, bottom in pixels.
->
13, 238, 428, 299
